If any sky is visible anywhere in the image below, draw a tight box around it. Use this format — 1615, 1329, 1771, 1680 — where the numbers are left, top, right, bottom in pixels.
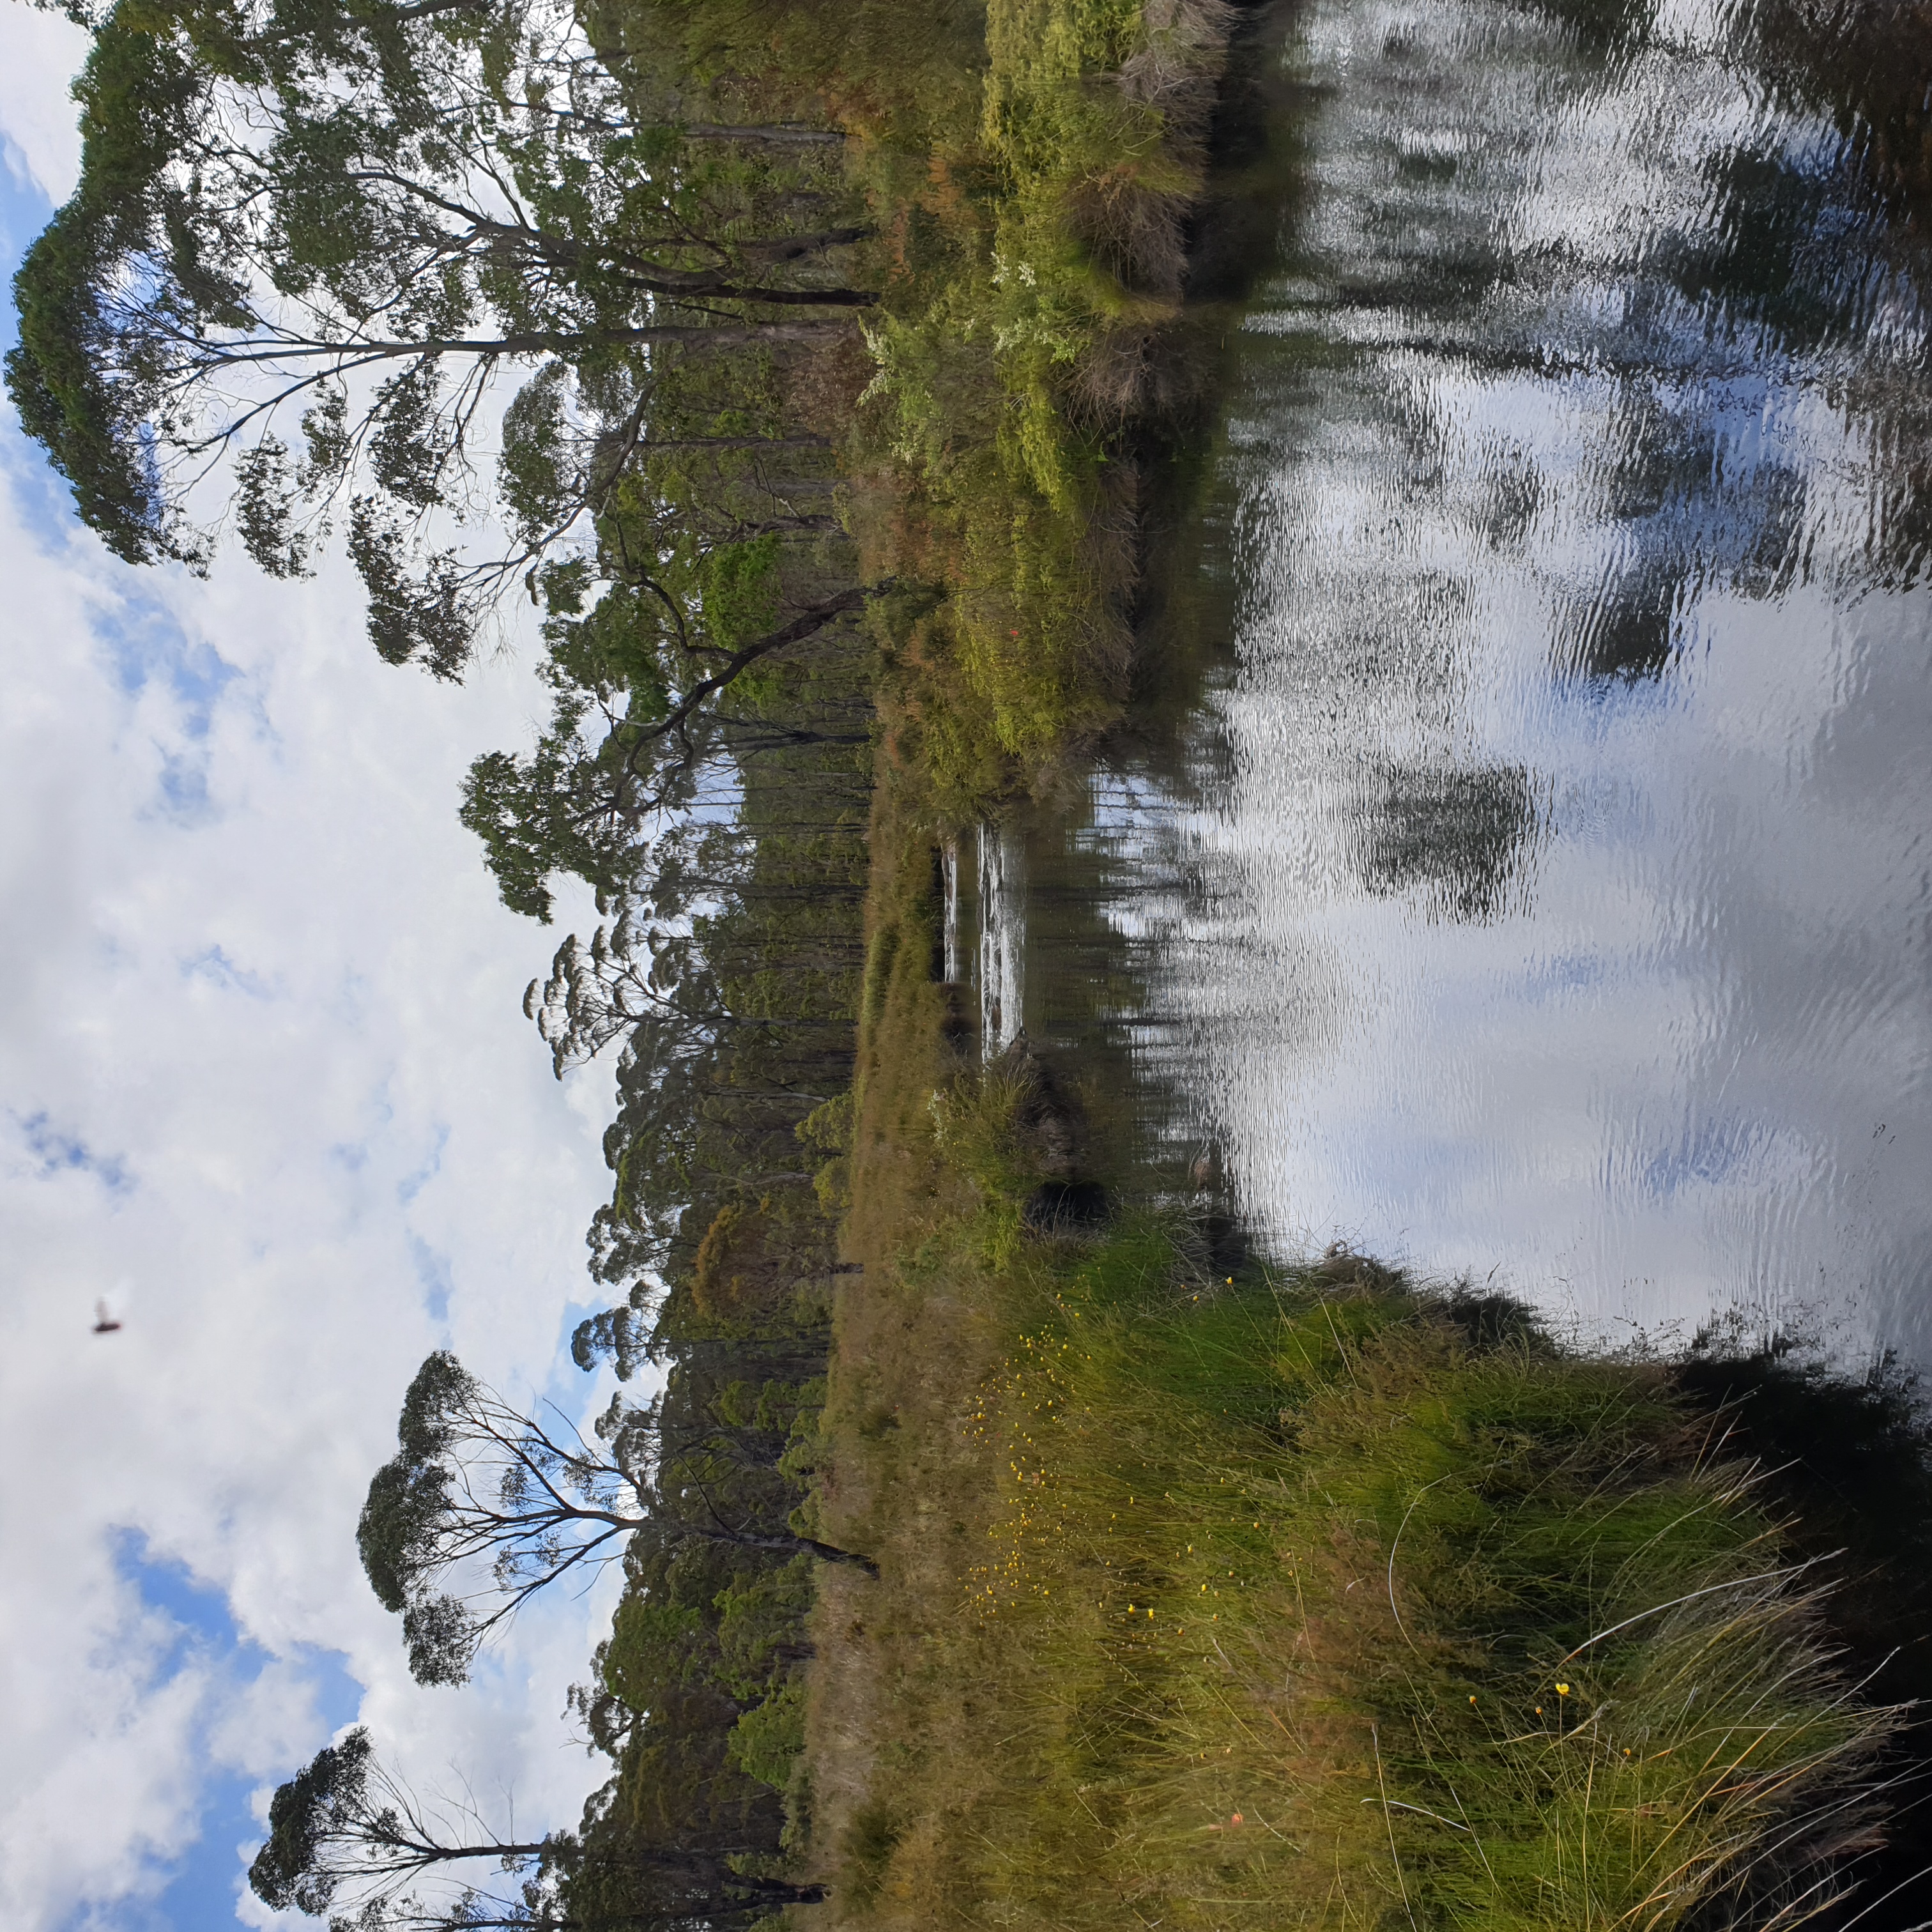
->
0, 13, 632, 1929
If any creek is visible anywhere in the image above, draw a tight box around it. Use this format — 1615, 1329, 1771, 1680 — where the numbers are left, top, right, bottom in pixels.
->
958, 0, 1932, 1353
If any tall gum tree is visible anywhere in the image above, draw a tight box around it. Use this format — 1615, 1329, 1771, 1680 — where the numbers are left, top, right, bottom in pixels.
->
356, 1349, 874, 1685
8, 0, 878, 677
248, 1724, 825, 1929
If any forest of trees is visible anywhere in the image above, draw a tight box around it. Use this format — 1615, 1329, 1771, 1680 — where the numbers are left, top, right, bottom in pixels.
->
8, 0, 1250, 1919
254, 550, 872, 1928
10, 0, 882, 1922
314, 590, 875, 1927
274, 675, 872, 1926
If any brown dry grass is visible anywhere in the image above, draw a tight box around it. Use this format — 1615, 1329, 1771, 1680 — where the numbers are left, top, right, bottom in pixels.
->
795, 769, 1013, 1922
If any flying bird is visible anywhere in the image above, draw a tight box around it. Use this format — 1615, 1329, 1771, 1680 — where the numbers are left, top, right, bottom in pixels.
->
92, 1300, 123, 1334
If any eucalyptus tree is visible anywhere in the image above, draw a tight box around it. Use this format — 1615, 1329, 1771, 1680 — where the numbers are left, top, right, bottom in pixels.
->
457, 571, 880, 915
249, 1726, 823, 1930
358, 1349, 873, 1685
247, 1726, 549, 1922
9, 0, 875, 676
524, 862, 857, 1087
538, 900, 859, 1317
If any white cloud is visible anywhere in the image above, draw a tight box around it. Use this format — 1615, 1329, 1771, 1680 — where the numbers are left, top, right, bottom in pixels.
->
0, 31, 632, 1917
0, 6, 85, 204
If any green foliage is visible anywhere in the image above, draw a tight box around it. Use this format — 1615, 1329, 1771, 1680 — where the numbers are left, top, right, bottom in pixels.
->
606, 1591, 712, 1705
249, 1726, 374, 1915
561, 0, 1236, 820
796, 1090, 855, 1156
355, 1353, 478, 1664
924, 1065, 1053, 1266
836, 0, 1232, 804
355, 1352, 493, 1684
357, 1348, 718, 1687
541, 586, 673, 714
700, 533, 782, 652
716, 1554, 816, 1701
579, 1490, 825, 1919
819, 1174, 1901, 1932
11, 0, 880, 693
727, 1680, 808, 1791
459, 702, 627, 923
6, 21, 206, 569
498, 362, 576, 543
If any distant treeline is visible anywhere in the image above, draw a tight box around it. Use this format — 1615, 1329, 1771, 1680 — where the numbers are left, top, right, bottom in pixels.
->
546, 640, 873, 1927
250, 562, 871, 1928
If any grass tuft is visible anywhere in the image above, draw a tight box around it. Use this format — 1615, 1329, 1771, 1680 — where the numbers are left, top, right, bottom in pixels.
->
934, 1252, 1896, 1929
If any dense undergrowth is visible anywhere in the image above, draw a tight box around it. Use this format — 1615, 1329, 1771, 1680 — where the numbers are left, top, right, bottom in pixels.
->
585, 0, 1246, 815
845, 1225, 1897, 1928
845, 0, 1239, 806
812, 1160, 1920, 1928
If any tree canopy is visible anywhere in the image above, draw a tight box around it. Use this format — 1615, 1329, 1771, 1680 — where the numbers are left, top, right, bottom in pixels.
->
249, 1725, 549, 1921
9, 0, 875, 677
247, 1723, 822, 1930
358, 1349, 870, 1684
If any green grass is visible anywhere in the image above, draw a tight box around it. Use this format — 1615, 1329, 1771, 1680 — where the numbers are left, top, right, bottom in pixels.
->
966, 1265, 1891, 1928
805, 1038, 1902, 1931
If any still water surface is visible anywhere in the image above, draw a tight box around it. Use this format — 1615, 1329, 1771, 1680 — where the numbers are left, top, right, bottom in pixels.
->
985, 0, 1932, 1351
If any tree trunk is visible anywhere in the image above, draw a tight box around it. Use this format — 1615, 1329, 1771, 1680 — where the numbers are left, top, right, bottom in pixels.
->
685, 124, 847, 148
678, 1521, 878, 1577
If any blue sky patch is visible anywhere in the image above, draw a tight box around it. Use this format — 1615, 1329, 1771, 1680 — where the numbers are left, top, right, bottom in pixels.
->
90, 1536, 362, 1932
17, 1109, 132, 1194
410, 1232, 454, 1324
397, 1124, 449, 1206
183, 946, 278, 1000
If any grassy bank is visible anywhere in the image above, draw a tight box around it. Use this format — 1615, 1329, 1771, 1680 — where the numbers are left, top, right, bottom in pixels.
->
550, 0, 1932, 1912
841, 0, 1250, 812
795, 789, 1916, 1930
747, 6, 1932, 1907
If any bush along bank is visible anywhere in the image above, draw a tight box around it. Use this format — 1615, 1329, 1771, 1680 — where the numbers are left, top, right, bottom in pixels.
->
848, 0, 1252, 813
